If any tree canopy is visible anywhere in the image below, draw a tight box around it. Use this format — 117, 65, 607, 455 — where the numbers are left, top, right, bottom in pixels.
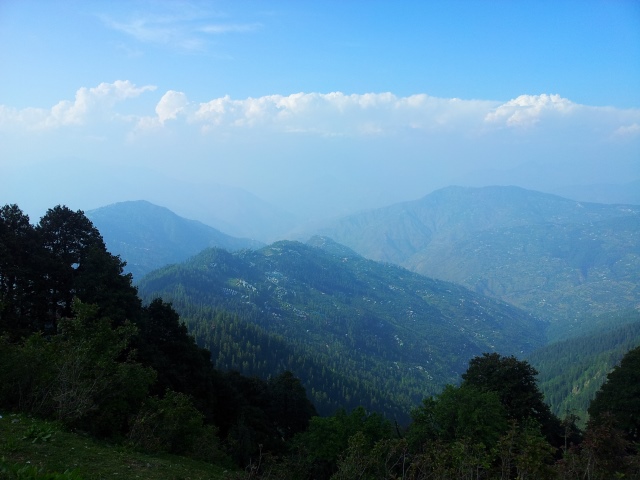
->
461, 352, 563, 446
0, 204, 139, 336
588, 344, 640, 442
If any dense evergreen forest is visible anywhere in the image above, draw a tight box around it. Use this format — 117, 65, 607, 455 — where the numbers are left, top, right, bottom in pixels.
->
136, 238, 547, 423
528, 310, 640, 424
1, 203, 639, 479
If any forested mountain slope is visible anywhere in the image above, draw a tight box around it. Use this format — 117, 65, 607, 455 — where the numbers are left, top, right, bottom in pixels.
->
0, 203, 319, 470
312, 185, 640, 326
87, 200, 263, 279
3, 203, 639, 478
528, 308, 640, 424
137, 237, 547, 419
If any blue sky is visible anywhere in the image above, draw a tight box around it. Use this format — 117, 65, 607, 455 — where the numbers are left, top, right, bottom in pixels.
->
1, 0, 639, 237
2, 1, 639, 106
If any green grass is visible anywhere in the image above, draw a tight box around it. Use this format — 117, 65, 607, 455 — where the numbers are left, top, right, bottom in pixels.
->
0, 413, 233, 479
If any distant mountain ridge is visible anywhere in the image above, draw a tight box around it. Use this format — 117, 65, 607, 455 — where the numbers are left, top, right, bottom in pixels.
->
87, 200, 263, 279
137, 238, 547, 418
6, 159, 299, 242
549, 179, 640, 206
311, 185, 640, 327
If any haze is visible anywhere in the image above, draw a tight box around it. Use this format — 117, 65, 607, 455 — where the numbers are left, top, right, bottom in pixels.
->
1, 1, 639, 241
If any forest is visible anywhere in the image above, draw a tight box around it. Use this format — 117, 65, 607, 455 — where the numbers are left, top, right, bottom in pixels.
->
135, 237, 548, 423
1, 203, 639, 479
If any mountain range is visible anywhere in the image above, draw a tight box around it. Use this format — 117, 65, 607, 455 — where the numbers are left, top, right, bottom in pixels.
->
87, 187, 640, 337
86, 200, 263, 279
311, 186, 640, 329
9, 159, 297, 242
81, 185, 640, 420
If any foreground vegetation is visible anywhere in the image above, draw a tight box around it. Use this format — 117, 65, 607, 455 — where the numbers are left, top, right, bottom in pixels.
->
1, 203, 639, 479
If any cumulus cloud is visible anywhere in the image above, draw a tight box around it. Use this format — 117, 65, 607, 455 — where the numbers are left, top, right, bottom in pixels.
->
156, 90, 189, 124
485, 94, 576, 127
51, 80, 156, 126
3, 83, 640, 148
191, 91, 496, 135
131, 90, 191, 135
0, 105, 48, 129
0, 81, 156, 130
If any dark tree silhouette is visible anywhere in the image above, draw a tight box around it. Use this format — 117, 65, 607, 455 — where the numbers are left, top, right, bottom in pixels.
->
0, 204, 46, 336
588, 345, 640, 442
37, 205, 106, 325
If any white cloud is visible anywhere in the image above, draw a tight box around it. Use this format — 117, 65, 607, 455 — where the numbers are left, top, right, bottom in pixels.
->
191, 91, 496, 135
0, 81, 156, 130
0, 105, 47, 129
3, 83, 640, 149
156, 90, 189, 124
485, 94, 576, 127
613, 123, 640, 138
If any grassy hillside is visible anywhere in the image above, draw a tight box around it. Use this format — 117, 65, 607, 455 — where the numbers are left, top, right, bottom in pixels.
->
0, 414, 229, 479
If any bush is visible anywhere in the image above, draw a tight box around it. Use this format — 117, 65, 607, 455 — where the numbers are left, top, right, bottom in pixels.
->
0, 301, 156, 438
128, 389, 224, 461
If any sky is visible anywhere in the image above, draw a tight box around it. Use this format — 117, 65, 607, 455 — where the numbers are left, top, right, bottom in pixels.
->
1, 0, 639, 239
